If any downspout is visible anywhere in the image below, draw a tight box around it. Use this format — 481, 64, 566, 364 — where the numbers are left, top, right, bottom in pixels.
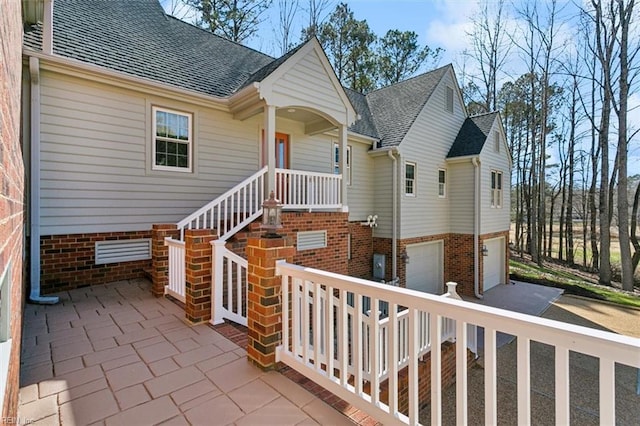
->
472, 157, 483, 299
29, 57, 59, 304
387, 148, 398, 280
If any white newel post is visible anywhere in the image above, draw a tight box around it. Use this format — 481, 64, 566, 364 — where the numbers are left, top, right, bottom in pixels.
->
211, 240, 227, 325
339, 124, 348, 210
265, 105, 276, 197
445, 282, 462, 300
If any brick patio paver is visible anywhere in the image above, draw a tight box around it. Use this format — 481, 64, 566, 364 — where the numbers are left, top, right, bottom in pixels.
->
17, 279, 360, 425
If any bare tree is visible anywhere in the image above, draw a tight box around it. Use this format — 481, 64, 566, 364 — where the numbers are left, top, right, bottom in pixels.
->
275, 0, 299, 54
466, 0, 511, 113
186, 0, 273, 43
301, 0, 332, 40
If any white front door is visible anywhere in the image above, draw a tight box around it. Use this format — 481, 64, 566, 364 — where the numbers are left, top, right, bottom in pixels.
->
483, 237, 505, 291
406, 241, 444, 294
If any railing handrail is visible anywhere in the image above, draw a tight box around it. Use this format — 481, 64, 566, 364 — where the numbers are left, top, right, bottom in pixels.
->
275, 168, 342, 180
164, 237, 185, 247
177, 166, 268, 232
220, 245, 246, 265
276, 261, 640, 368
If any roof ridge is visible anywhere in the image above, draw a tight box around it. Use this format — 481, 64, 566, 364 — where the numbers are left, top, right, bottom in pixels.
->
365, 63, 451, 96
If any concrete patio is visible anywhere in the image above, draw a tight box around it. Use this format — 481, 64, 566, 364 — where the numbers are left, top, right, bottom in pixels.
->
18, 279, 355, 425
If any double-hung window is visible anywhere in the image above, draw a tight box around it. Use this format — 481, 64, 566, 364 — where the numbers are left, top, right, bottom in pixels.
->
491, 170, 503, 208
438, 169, 446, 198
405, 162, 416, 196
333, 143, 352, 185
153, 106, 192, 172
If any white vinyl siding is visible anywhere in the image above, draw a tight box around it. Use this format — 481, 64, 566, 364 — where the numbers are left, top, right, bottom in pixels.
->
346, 141, 375, 221
270, 50, 347, 124
399, 70, 465, 238
448, 162, 475, 234
39, 71, 260, 235
494, 132, 500, 153
372, 155, 393, 238
480, 121, 511, 234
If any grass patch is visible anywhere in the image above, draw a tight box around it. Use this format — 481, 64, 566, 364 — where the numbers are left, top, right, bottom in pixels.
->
509, 259, 640, 309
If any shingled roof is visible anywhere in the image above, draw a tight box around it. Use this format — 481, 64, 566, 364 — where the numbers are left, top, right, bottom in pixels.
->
447, 112, 499, 158
23, 0, 461, 145
365, 65, 450, 148
23, 0, 274, 97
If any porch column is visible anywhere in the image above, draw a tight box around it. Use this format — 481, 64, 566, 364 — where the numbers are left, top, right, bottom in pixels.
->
184, 229, 216, 324
246, 236, 295, 369
339, 124, 348, 210
264, 105, 276, 197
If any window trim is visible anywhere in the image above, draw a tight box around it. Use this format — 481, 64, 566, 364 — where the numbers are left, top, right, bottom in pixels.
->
152, 106, 193, 173
491, 170, 503, 208
445, 86, 454, 113
333, 143, 352, 185
405, 162, 416, 196
438, 169, 446, 198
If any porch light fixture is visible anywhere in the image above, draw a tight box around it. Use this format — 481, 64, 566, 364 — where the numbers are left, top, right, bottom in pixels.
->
482, 245, 489, 256
400, 249, 410, 264
262, 191, 283, 238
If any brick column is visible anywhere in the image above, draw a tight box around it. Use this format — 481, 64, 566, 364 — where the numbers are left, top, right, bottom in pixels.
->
151, 224, 179, 297
246, 236, 295, 370
184, 229, 216, 324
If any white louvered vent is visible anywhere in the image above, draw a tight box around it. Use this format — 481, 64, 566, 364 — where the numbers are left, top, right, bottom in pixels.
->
297, 231, 327, 251
95, 239, 152, 265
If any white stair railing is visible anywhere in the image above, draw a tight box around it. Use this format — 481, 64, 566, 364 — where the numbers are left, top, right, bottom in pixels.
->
177, 166, 267, 241
164, 237, 185, 302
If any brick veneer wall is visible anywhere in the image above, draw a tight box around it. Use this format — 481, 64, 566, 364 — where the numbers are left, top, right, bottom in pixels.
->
348, 222, 373, 279
40, 231, 152, 293
447, 234, 475, 297
1, 0, 25, 418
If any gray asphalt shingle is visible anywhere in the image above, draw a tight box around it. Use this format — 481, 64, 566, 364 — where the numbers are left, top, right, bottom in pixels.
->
447, 112, 499, 158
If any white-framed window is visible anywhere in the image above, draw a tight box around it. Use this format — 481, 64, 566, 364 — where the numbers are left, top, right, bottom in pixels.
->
445, 86, 454, 113
333, 143, 352, 185
438, 169, 446, 198
494, 132, 501, 152
491, 170, 503, 208
405, 162, 416, 196
152, 106, 193, 172
0, 263, 13, 407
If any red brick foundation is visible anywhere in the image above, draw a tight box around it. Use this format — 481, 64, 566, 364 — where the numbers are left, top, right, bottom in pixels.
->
1, 0, 25, 417
348, 222, 373, 279
40, 230, 152, 294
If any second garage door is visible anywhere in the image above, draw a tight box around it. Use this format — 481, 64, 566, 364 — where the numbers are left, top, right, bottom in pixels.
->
483, 237, 505, 292
406, 241, 444, 295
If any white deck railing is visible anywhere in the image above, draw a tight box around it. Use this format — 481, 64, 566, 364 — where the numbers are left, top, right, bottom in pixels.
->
164, 237, 185, 302
211, 241, 248, 326
275, 261, 640, 426
177, 166, 267, 240
275, 168, 341, 209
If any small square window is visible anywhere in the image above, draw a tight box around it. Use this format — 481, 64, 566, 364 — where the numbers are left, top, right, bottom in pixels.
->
438, 169, 446, 198
152, 107, 192, 172
405, 162, 416, 196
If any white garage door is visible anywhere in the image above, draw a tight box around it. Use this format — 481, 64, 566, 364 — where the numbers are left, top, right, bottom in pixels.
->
483, 237, 505, 291
406, 241, 443, 294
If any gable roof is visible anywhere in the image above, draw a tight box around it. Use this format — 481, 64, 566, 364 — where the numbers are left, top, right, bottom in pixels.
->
23, 0, 274, 98
344, 88, 378, 138
447, 112, 500, 158
364, 65, 450, 148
